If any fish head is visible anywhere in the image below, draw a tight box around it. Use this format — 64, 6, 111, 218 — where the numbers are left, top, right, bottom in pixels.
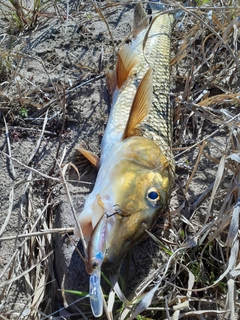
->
100, 136, 174, 267
76, 136, 174, 271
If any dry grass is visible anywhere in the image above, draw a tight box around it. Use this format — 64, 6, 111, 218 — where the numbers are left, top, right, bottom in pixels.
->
0, 0, 239, 319
0, 0, 54, 32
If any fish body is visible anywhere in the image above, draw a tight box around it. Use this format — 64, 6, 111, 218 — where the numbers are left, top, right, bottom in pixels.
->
75, 3, 176, 270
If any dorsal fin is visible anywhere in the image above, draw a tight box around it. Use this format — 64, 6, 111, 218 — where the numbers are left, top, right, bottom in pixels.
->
116, 44, 139, 88
123, 68, 153, 139
77, 147, 100, 168
133, 2, 149, 38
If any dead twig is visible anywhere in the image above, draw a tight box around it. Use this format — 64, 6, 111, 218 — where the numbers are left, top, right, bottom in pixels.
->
3, 115, 16, 179
0, 228, 74, 242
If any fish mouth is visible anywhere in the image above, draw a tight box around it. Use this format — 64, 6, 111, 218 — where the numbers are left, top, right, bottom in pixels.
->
102, 204, 168, 269
101, 209, 131, 268
102, 217, 146, 269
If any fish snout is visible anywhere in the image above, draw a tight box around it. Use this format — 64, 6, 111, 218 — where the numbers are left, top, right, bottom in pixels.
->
102, 214, 153, 269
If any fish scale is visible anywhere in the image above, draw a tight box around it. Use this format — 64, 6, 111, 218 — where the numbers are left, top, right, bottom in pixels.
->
100, 42, 151, 164
100, 67, 146, 165
101, 12, 175, 166
139, 13, 175, 162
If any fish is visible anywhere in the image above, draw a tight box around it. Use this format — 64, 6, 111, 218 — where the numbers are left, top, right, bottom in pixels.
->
75, 0, 176, 297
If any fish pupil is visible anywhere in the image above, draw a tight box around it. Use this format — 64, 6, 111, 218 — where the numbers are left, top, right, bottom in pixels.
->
92, 261, 98, 270
148, 191, 158, 200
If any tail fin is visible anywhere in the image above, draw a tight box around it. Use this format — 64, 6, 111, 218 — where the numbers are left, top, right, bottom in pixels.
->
133, 2, 149, 38
148, 0, 166, 13
148, 0, 183, 19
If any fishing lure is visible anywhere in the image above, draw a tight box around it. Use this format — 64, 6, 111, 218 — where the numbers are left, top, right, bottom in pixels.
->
86, 210, 108, 317
87, 199, 124, 316
89, 269, 103, 317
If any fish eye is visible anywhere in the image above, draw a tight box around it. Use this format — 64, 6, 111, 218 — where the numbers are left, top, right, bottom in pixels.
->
146, 187, 160, 206
91, 260, 98, 270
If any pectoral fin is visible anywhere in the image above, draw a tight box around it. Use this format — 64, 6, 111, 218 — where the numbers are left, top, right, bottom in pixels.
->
106, 69, 117, 95
74, 215, 92, 239
77, 147, 100, 168
123, 68, 153, 138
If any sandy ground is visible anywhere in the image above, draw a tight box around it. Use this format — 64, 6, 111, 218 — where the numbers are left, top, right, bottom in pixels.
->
0, 1, 239, 319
